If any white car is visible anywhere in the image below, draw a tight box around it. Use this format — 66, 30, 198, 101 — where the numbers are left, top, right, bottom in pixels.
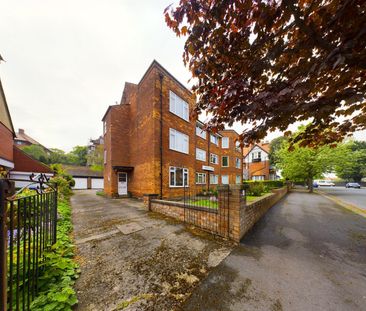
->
317, 180, 335, 187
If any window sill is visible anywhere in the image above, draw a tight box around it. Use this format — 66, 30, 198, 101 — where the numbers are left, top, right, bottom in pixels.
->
169, 185, 189, 188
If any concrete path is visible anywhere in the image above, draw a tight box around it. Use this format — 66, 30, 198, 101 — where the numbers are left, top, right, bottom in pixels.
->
184, 190, 366, 311
71, 190, 233, 311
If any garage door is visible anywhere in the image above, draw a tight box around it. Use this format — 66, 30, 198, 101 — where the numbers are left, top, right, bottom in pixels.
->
91, 178, 104, 189
73, 177, 88, 189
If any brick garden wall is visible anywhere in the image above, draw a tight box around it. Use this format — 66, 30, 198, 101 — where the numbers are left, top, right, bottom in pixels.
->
144, 185, 289, 242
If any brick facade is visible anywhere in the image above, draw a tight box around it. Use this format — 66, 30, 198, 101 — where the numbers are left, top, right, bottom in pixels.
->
0, 123, 14, 165
103, 60, 243, 198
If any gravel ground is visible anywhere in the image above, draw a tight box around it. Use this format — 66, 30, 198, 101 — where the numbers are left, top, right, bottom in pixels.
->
71, 190, 234, 311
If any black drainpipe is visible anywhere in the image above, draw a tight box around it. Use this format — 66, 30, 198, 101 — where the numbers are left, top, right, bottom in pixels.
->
159, 73, 164, 198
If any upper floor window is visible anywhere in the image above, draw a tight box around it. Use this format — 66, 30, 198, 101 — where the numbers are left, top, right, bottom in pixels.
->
196, 126, 206, 139
222, 156, 229, 167
104, 150, 107, 164
169, 91, 189, 121
210, 134, 219, 146
252, 151, 262, 162
222, 137, 229, 149
210, 153, 219, 165
236, 175, 242, 184
235, 158, 241, 169
196, 148, 206, 162
221, 175, 229, 184
235, 141, 241, 152
103, 121, 107, 135
169, 128, 189, 154
170, 167, 189, 187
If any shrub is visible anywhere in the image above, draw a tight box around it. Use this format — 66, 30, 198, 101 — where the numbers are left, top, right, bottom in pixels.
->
243, 180, 285, 196
50, 164, 75, 199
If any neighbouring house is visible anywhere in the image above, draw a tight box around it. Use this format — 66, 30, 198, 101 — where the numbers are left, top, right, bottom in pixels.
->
243, 142, 277, 180
86, 135, 104, 167
14, 128, 52, 154
0, 78, 15, 173
64, 165, 104, 190
102, 60, 243, 198
0, 74, 53, 186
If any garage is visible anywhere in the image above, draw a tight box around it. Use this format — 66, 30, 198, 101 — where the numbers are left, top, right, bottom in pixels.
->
73, 177, 88, 189
64, 166, 104, 190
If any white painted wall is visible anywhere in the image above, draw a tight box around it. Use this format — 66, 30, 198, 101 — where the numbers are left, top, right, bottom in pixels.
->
244, 146, 269, 163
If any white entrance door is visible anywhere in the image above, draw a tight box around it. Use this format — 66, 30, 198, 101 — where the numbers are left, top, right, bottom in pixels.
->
118, 172, 128, 195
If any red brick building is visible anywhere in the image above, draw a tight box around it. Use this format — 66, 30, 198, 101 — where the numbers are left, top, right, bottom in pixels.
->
102, 60, 243, 198
243, 143, 277, 180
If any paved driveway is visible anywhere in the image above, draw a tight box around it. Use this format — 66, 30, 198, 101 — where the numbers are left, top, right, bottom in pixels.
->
317, 186, 366, 210
184, 191, 366, 311
71, 190, 233, 311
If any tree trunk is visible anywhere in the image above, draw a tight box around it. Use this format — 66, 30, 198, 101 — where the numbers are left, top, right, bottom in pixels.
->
308, 178, 314, 193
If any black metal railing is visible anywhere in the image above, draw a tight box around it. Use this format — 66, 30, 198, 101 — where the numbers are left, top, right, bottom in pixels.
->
183, 187, 219, 210
0, 176, 57, 311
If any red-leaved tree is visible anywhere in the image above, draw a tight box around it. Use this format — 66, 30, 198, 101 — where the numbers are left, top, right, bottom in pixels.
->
165, 0, 366, 146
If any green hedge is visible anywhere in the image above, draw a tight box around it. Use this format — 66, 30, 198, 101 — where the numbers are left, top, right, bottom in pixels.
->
243, 180, 285, 196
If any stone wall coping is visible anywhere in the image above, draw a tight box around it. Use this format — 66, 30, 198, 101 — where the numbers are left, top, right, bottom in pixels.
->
151, 199, 218, 214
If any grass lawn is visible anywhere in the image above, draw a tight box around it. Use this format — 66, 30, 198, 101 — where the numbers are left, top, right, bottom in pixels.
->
187, 199, 218, 208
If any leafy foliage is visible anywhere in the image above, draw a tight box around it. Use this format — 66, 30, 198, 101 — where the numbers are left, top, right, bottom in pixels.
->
86, 144, 104, 170
50, 164, 75, 199
334, 141, 366, 182
165, 0, 366, 146
30, 200, 79, 311
243, 180, 285, 196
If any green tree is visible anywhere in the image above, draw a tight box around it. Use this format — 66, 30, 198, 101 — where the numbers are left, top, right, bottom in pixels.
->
49, 148, 68, 164
86, 144, 104, 172
165, 0, 366, 146
68, 146, 88, 166
334, 141, 366, 182
269, 136, 288, 166
276, 138, 335, 192
21, 144, 50, 164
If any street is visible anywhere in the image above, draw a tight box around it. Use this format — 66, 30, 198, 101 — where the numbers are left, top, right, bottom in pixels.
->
184, 190, 366, 311
317, 186, 366, 210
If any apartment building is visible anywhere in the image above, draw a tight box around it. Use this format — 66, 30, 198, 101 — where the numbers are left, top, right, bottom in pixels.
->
243, 142, 277, 180
102, 60, 243, 198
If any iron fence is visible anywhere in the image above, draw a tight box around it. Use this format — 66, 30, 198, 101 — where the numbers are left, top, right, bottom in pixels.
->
182, 185, 230, 237
0, 176, 57, 311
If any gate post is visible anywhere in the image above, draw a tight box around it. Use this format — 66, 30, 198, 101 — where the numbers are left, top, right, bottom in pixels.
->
0, 180, 9, 311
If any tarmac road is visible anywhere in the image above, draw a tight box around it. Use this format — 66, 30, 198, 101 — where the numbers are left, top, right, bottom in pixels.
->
317, 186, 366, 210
184, 190, 366, 311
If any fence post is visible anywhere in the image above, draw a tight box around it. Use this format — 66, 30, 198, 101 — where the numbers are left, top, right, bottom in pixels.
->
0, 180, 9, 311
53, 186, 58, 244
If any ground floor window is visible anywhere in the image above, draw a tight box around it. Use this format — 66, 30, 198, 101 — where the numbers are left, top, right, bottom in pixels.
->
236, 175, 241, 184
221, 175, 229, 184
195, 172, 206, 184
252, 175, 265, 181
210, 174, 219, 184
169, 167, 189, 187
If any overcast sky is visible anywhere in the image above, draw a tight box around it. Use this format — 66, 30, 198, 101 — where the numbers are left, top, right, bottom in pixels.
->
1, 0, 364, 151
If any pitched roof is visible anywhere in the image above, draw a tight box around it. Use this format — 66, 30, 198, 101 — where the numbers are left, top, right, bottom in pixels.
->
0, 78, 15, 135
243, 143, 270, 157
64, 165, 103, 177
15, 129, 52, 152
13, 146, 53, 173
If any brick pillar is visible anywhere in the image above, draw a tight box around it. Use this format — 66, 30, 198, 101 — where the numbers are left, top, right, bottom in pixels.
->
227, 184, 245, 242
143, 194, 159, 211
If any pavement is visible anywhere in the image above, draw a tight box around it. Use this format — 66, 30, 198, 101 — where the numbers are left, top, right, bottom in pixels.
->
316, 186, 366, 211
183, 190, 366, 311
71, 190, 234, 311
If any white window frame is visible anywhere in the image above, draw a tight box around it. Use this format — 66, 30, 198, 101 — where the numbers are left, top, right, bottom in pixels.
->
210, 153, 219, 165
103, 150, 107, 164
169, 167, 189, 187
222, 156, 229, 167
235, 158, 241, 169
236, 175, 241, 184
210, 174, 219, 185
210, 134, 219, 146
196, 126, 206, 139
169, 91, 189, 121
222, 137, 229, 149
196, 148, 206, 162
195, 172, 206, 184
169, 128, 189, 154
252, 175, 265, 181
103, 121, 107, 135
221, 175, 229, 185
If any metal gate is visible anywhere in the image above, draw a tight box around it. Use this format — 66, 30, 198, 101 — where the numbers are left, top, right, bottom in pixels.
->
182, 185, 230, 238
0, 174, 58, 311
